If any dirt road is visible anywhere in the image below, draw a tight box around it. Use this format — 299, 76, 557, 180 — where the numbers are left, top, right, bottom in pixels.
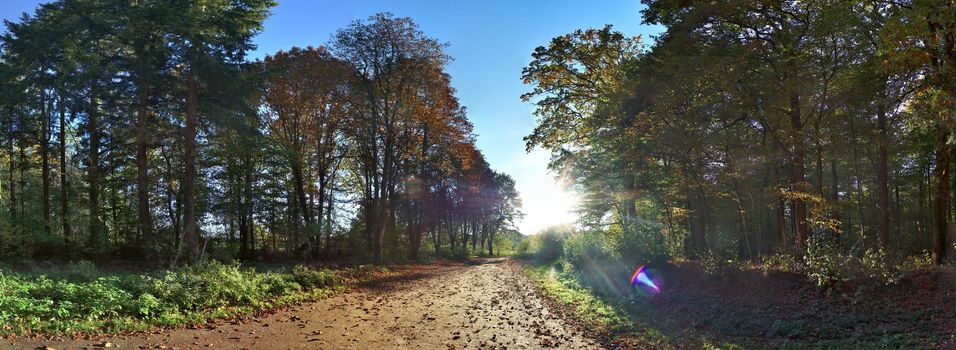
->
6, 259, 600, 350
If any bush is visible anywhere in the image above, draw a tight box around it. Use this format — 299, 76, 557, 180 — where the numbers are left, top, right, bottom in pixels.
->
900, 251, 934, 270
699, 250, 736, 276
859, 247, 902, 285
516, 239, 532, 258
528, 225, 571, 261
563, 230, 616, 268
759, 252, 803, 273
292, 265, 338, 288
615, 219, 669, 265
804, 229, 848, 288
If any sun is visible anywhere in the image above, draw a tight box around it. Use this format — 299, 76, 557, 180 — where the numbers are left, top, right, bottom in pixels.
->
517, 179, 579, 234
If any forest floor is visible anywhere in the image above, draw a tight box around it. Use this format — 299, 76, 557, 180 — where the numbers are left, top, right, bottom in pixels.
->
5, 258, 601, 350
525, 260, 956, 349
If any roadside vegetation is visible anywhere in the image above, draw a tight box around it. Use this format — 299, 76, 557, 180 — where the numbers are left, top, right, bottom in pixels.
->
0, 260, 391, 337
520, 226, 955, 349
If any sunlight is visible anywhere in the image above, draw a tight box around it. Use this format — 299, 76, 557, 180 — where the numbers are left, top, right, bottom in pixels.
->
517, 177, 579, 234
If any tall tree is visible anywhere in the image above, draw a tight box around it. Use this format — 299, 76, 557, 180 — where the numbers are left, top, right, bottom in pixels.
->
169, 0, 274, 262
883, 0, 956, 264
332, 13, 449, 263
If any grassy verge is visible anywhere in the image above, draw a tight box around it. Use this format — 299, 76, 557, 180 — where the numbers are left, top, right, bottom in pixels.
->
523, 261, 944, 349
522, 263, 686, 349
0, 261, 391, 337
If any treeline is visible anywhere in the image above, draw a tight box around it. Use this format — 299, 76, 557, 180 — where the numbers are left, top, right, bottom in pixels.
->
523, 1, 955, 266
0, 2, 520, 264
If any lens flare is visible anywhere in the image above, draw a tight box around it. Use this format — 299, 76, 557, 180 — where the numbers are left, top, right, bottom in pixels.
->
630, 265, 661, 294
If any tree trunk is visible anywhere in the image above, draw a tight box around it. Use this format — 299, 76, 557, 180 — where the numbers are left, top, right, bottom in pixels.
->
815, 141, 824, 195
830, 156, 840, 224
182, 47, 200, 263
291, 160, 311, 226
18, 145, 25, 221
473, 220, 479, 253
932, 127, 950, 265
325, 187, 334, 257
487, 227, 494, 256
287, 189, 298, 251
373, 198, 387, 263
894, 176, 902, 249
696, 181, 710, 254
409, 221, 422, 261
40, 93, 51, 238
950, 148, 956, 252
790, 91, 808, 249
136, 78, 152, 246
7, 118, 16, 225
88, 88, 101, 250
479, 223, 487, 256
777, 197, 788, 251
59, 98, 71, 254
852, 135, 867, 246
315, 173, 326, 258
239, 155, 253, 260
877, 103, 890, 248
163, 148, 181, 256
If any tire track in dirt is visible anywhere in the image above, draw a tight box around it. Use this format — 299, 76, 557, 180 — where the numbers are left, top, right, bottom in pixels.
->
5, 259, 601, 350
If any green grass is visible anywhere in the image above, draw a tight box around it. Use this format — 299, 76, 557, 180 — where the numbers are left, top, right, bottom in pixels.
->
0, 261, 385, 337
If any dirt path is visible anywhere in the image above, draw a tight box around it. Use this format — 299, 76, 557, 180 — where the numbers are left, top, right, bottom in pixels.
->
6, 259, 600, 350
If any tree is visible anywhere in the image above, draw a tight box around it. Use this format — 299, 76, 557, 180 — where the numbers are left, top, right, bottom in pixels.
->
168, 0, 274, 263
882, 0, 956, 265
332, 13, 449, 263
260, 46, 352, 255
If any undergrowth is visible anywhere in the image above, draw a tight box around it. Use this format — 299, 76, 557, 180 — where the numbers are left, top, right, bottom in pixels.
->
0, 261, 380, 336
522, 259, 941, 349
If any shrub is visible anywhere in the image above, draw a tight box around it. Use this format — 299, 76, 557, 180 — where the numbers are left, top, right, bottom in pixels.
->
615, 219, 669, 265
804, 228, 851, 288
900, 251, 934, 270
564, 230, 616, 268
699, 250, 736, 276
0, 261, 346, 336
260, 273, 301, 295
859, 247, 902, 285
292, 265, 338, 288
759, 252, 804, 273
530, 225, 570, 261
516, 239, 532, 258
134, 293, 161, 317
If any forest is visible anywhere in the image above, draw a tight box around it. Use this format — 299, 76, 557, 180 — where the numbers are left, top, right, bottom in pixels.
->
514, 1, 956, 347
0, 2, 520, 265
522, 0, 956, 269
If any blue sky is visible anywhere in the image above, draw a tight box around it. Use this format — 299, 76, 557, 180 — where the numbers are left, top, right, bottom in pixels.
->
1, 0, 663, 234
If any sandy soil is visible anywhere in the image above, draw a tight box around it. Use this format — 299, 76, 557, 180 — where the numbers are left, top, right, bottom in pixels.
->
4, 259, 601, 350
